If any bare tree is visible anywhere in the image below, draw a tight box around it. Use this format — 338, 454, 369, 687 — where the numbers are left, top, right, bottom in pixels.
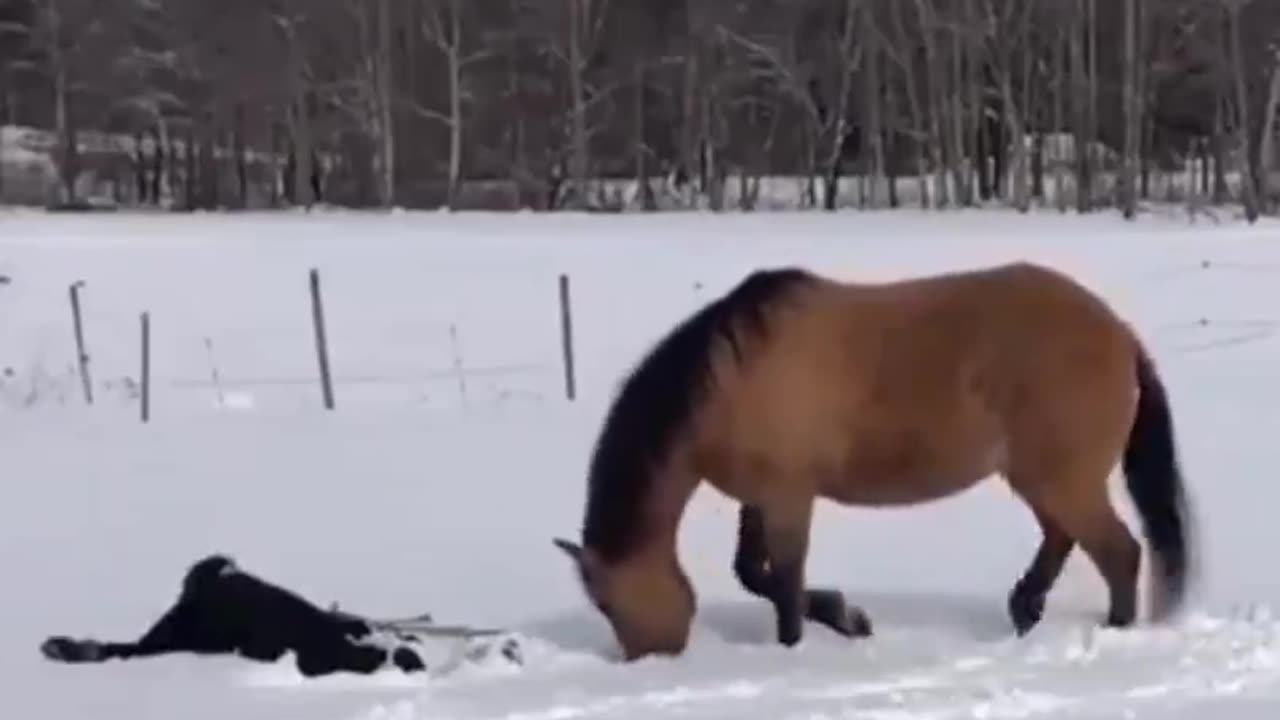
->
409, 0, 495, 207
1258, 51, 1280, 212
17, 0, 132, 203
1, 0, 1276, 217
1226, 0, 1259, 220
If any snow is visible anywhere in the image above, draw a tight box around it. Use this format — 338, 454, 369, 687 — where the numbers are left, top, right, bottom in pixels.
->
3, 207, 1280, 719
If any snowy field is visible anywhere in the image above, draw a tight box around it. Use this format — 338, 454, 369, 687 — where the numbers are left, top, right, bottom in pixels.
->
3, 207, 1280, 720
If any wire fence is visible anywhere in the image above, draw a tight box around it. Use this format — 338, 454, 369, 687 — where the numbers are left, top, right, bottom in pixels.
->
0, 268, 579, 420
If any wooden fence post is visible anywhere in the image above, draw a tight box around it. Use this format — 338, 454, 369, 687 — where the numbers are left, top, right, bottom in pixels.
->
310, 268, 335, 410
558, 273, 576, 401
69, 280, 93, 405
140, 311, 150, 423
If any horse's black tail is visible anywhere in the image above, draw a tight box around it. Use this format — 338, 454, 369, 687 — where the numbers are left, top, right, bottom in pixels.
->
1122, 346, 1195, 623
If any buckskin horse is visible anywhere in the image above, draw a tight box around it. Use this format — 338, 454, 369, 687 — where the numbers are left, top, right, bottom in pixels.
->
553, 262, 1195, 661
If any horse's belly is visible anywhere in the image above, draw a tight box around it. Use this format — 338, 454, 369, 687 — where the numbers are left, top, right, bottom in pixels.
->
820, 433, 1006, 506
820, 466, 994, 506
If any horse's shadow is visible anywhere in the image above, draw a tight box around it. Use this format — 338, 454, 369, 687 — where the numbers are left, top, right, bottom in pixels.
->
515, 588, 1095, 660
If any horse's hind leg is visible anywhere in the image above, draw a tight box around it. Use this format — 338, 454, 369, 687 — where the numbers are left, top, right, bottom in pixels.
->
1005, 490, 1076, 635
1056, 493, 1142, 627
733, 504, 872, 638
732, 504, 771, 598
1015, 475, 1141, 630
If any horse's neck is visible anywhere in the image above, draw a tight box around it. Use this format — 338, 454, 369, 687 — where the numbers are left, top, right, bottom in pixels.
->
615, 531, 681, 574
639, 467, 700, 557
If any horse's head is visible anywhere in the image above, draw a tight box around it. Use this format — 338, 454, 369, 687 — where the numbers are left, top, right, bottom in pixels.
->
553, 537, 695, 660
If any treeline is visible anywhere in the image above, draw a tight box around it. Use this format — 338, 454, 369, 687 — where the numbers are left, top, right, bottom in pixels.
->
0, 0, 1277, 216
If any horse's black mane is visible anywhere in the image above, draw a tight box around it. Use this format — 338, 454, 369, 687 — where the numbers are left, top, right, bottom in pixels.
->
580, 267, 818, 562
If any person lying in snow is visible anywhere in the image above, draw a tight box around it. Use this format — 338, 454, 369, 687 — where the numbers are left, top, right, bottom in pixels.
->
40, 553, 518, 678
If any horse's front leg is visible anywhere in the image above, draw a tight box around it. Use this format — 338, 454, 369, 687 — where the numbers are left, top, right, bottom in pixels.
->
731, 503, 772, 597
759, 502, 809, 646
734, 504, 872, 640
756, 496, 856, 646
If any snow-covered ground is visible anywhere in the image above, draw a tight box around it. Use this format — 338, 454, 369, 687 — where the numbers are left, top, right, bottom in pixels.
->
3, 208, 1280, 720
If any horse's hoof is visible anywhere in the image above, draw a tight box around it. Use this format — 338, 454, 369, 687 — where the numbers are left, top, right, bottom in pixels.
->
778, 625, 803, 647
1008, 588, 1045, 637
806, 588, 873, 638
1103, 607, 1137, 629
824, 603, 873, 638
845, 605, 874, 638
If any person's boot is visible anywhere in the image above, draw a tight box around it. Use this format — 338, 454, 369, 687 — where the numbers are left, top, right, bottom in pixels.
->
40, 636, 108, 663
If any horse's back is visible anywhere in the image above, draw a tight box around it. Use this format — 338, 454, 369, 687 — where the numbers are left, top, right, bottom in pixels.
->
761, 261, 1138, 405
848, 261, 1136, 361
842, 259, 1141, 418
693, 262, 1142, 505
848, 261, 1142, 487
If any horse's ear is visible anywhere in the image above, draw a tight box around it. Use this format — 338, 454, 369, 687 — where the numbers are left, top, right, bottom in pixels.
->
553, 536, 603, 577
552, 537, 583, 562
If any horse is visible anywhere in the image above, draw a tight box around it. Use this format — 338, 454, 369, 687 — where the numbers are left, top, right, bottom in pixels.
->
552, 262, 1195, 661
